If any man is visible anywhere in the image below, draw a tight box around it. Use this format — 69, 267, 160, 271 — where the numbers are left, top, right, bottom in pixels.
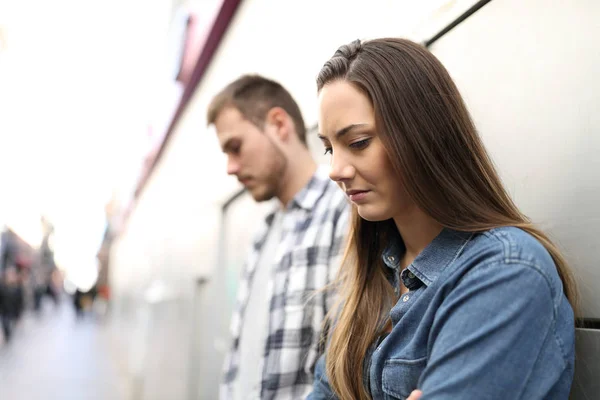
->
207, 74, 349, 400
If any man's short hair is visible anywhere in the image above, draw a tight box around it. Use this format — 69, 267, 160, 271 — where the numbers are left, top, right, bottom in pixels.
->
207, 74, 307, 144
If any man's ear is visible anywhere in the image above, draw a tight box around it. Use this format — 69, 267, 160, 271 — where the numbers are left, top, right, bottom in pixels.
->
264, 107, 292, 142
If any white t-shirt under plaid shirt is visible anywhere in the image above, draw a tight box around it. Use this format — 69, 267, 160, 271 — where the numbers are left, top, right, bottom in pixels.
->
234, 210, 284, 399
221, 165, 350, 400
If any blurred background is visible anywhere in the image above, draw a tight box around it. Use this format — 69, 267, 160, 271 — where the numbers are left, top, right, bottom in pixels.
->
0, 0, 598, 399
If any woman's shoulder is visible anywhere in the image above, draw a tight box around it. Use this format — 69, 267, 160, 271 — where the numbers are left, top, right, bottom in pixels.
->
458, 226, 564, 300
472, 226, 554, 267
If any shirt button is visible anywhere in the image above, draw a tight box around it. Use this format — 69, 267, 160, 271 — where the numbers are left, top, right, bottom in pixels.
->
408, 272, 415, 279
402, 295, 410, 302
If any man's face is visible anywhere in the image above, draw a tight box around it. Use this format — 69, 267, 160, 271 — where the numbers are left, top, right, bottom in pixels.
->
215, 107, 286, 202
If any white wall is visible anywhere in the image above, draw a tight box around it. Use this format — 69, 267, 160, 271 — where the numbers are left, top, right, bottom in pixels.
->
428, 0, 600, 318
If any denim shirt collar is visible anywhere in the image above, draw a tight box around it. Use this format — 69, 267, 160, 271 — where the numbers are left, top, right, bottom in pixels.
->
382, 227, 473, 287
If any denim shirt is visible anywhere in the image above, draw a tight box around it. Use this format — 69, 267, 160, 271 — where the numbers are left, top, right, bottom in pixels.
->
308, 227, 575, 400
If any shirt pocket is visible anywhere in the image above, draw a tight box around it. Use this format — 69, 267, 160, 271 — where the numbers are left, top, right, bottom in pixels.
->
285, 246, 328, 308
382, 356, 427, 400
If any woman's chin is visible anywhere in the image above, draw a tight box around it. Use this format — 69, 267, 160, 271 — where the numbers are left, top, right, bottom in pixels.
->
356, 205, 389, 222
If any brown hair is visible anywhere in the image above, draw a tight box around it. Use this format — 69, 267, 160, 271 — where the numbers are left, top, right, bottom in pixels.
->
317, 38, 580, 400
207, 74, 307, 144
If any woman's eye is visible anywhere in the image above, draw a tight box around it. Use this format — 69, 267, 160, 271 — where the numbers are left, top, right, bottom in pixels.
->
349, 138, 371, 150
324, 147, 332, 155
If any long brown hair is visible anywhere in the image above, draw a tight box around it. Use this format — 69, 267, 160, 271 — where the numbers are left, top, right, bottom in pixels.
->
317, 38, 579, 400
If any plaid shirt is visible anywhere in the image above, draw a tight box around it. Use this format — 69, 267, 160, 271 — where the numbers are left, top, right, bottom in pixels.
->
221, 165, 350, 400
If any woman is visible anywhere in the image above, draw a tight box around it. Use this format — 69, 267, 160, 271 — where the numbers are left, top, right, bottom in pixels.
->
309, 38, 577, 400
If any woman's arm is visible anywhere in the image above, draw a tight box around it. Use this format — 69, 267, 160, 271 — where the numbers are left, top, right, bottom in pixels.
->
307, 355, 338, 399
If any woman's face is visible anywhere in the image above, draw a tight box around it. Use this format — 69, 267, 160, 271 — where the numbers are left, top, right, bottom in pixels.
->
318, 80, 414, 221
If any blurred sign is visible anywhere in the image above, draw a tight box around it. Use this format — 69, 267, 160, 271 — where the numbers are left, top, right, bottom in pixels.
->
171, 1, 225, 87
